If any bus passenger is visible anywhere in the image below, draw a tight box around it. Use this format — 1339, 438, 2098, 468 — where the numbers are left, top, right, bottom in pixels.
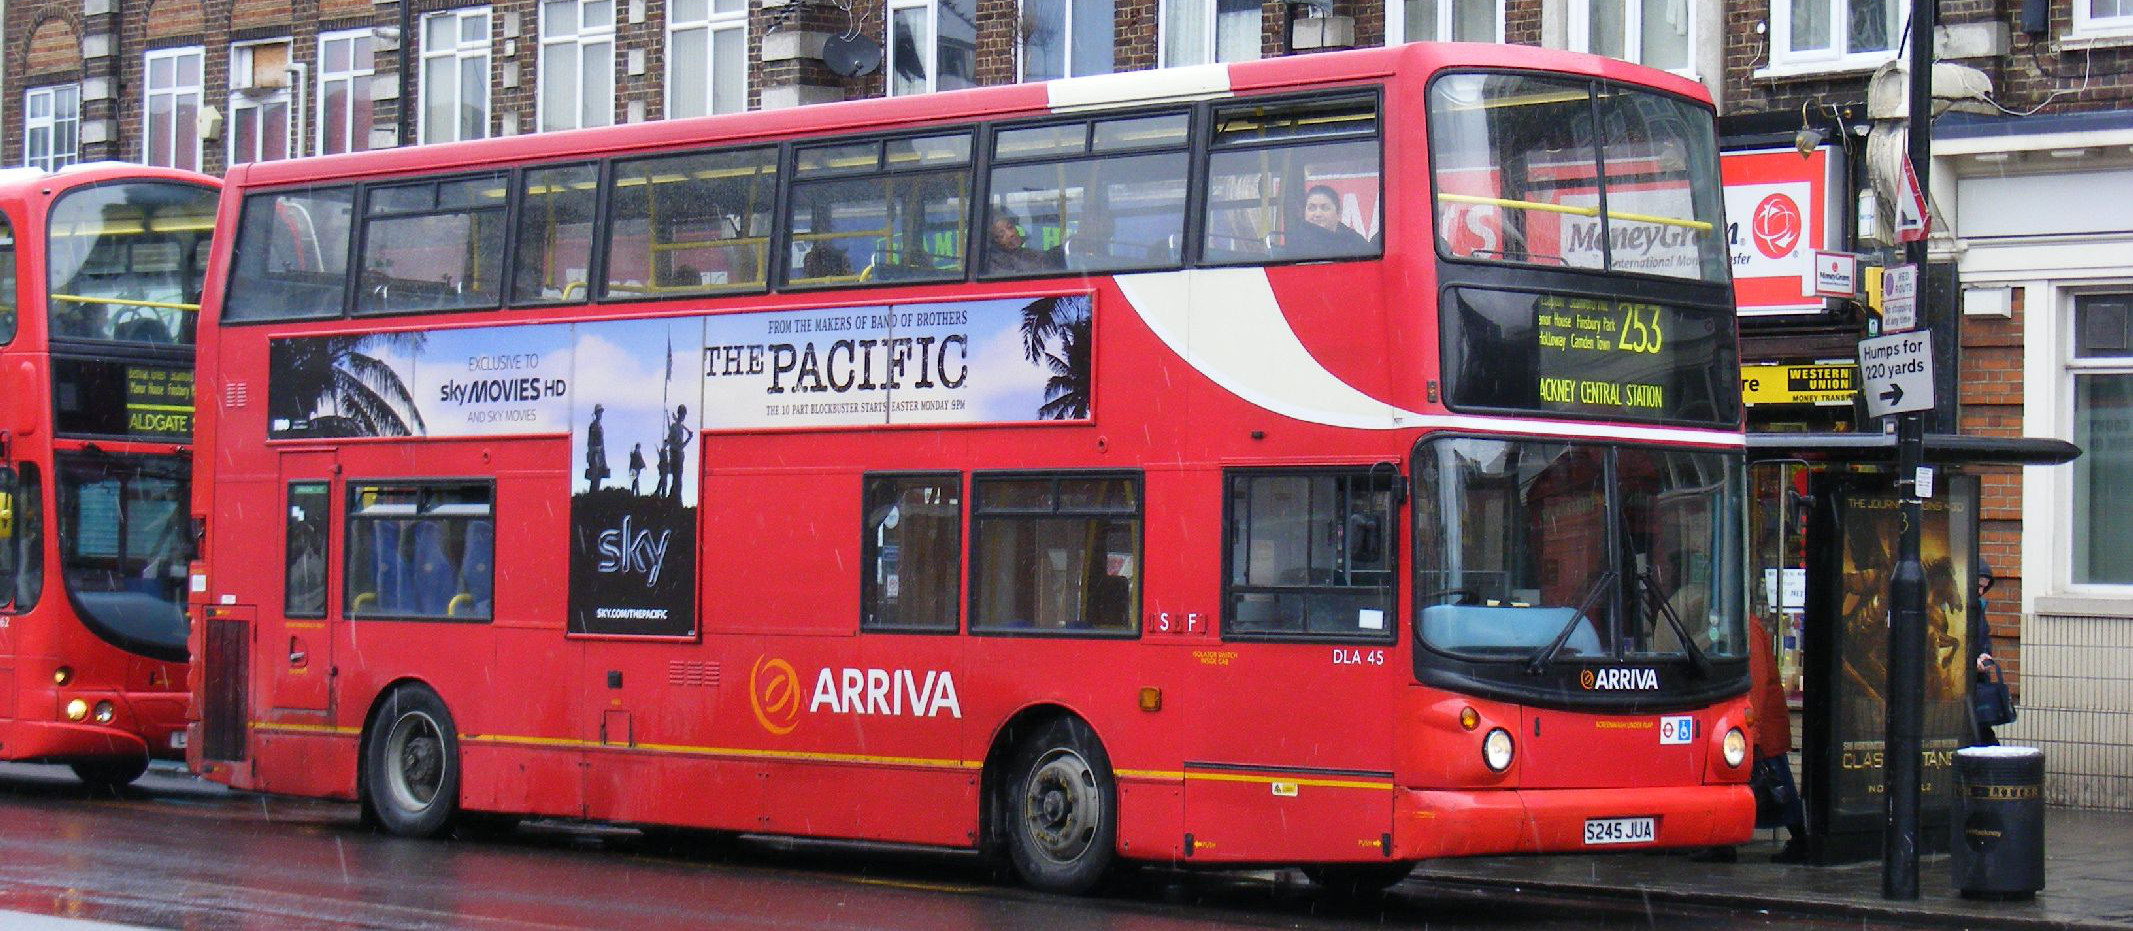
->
1285, 185, 1370, 258
986, 212, 1063, 275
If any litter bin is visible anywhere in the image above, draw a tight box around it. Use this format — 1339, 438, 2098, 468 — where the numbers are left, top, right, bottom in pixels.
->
1951, 746, 2046, 899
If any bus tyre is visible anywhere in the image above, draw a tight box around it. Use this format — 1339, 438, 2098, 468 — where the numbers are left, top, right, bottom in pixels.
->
72, 757, 149, 791
1302, 861, 1416, 897
363, 685, 460, 838
1004, 717, 1117, 895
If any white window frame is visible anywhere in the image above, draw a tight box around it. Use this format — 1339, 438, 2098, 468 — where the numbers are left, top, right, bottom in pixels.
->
1158, 0, 1263, 68
229, 38, 295, 166
24, 84, 80, 172
318, 28, 377, 155
2055, 289, 2133, 595
420, 7, 492, 144
1567, 0, 1693, 73
143, 46, 205, 170
2071, 0, 2133, 38
1766, 0, 1905, 73
887, 0, 978, 96
665, 0, 747, 118
1385, 0, 1504, 43
538, 0, 616, 131
1016, 0, 1115, 82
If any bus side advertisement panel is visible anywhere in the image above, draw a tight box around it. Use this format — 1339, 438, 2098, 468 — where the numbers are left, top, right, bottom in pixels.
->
264, 296, 1090, 637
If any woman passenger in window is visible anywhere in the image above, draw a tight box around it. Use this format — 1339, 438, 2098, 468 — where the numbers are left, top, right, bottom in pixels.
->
1285, 184, 1371, 258
986, 211, 1063, 275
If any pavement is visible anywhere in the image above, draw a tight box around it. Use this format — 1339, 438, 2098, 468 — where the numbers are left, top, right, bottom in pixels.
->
1408, 806, 2133, 930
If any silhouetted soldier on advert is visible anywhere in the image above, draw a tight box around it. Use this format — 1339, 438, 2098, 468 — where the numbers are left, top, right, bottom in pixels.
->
585, 404, 609, 491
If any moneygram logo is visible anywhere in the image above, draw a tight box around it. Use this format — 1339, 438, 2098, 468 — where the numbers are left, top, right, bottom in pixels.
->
1751, 193, 1802, 260
750, 656, 801, 735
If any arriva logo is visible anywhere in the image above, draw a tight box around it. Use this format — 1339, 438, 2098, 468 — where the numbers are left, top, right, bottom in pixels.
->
1582, 668, 1661, 691
750, 656, 802, 735
810, 667, 963, 719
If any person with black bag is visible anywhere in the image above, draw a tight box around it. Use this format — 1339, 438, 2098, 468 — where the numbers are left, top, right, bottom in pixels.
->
1971, 560, 2014, 746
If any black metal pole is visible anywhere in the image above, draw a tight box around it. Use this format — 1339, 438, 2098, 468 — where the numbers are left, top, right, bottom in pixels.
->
1882, 0, 1935, 899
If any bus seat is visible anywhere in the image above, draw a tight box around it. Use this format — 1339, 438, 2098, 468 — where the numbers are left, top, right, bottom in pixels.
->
1419, 604, 1602, 655
371, 521, 406, 613
409, 521, 455, 615
460, 520, 494, 616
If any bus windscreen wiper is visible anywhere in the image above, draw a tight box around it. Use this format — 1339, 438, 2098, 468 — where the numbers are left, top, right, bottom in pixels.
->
1637, 571, 1711, 678
1527, 569, 1617, 676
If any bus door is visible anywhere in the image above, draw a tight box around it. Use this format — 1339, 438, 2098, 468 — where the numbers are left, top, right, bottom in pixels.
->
270, 453, 336, 715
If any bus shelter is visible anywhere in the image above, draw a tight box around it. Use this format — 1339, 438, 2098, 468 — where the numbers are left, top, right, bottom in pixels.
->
1746, 432, 2078, 865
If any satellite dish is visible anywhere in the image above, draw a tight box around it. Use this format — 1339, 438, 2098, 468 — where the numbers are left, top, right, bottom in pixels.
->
822, 33, 882, 78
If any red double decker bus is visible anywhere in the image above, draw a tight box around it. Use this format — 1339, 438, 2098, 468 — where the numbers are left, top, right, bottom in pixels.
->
0, 163, 218, 788
189, 43, 1754, 892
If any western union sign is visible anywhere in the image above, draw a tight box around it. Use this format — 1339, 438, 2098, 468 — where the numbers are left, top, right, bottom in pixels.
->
1741, 363, 1858, 406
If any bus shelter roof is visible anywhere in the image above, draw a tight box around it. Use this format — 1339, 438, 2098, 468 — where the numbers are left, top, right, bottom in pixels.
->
1746, 433, 2081, 467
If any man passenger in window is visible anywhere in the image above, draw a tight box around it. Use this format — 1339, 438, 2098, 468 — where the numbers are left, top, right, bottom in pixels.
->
1285, 184, 1371, 258
987, 210, 1063, 275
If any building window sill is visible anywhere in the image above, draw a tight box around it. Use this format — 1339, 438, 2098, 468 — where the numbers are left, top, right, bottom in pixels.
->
2059, 28, 2133, 51
2033, 594, 2133, 619
1753, 57, 1894, 82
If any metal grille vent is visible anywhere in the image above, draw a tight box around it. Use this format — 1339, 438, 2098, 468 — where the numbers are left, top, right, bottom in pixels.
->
223, 382, 250, 408
668, 660, 720, 688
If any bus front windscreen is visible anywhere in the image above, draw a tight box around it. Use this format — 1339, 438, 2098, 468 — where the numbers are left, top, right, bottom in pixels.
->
55, 453, 190, 661
46, 181, 218, 346
1413, 437, 1746, 678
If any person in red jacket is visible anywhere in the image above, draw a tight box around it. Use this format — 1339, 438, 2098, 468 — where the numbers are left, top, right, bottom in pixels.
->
1750, 614, 1808, 862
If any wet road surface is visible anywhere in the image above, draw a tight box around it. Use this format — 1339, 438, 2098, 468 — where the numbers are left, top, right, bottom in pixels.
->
0, 763, 1864, 930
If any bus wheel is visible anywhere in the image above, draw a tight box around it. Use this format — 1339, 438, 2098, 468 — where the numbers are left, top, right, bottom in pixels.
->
1302, 861, 1416, 897
1004, 717, 1116, 894
363, 685, 460, 838
72, 757, 149, 791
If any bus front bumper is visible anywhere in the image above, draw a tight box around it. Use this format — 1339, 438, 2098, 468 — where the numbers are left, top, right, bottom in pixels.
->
1396, 784, 1754, 860
3, 720, 153, 764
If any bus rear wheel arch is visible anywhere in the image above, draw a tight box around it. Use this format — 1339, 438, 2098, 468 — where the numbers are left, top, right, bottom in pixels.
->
361, 683, 461, 838
998, 715, 1117, 895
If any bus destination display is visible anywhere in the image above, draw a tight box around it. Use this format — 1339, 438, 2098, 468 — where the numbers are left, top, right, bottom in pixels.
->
1445, 287, 1739, 425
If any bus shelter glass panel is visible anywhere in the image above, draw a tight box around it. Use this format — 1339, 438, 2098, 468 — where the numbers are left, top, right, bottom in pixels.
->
604, 147, 777, 298
47, 181, 218, 343
224, 186, 357, 321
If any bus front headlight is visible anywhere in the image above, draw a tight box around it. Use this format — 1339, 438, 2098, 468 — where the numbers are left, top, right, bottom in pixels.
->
64, 699, 89, 722
92, 701, 116, 725
1722, 727, 1748, 768
1483, 727, 1515, 772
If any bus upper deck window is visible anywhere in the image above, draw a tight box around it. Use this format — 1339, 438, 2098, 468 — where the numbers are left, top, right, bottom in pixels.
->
983, 112, 1189, 278
1201, 97, 1382, 265
0, 218, 16, 344
786, 131, 973, 288
46, 181, 218, 342
1428, 73, 1726, 283
602, 147, 777, 300
225, 186, 356, 321
356, 173, 508, 315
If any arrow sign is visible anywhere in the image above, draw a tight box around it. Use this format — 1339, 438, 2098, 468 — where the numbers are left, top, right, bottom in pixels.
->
1858, 331, 1935, 418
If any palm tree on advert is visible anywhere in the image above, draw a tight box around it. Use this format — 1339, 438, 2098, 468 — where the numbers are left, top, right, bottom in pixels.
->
1019, 295, 1091, 421
270, 333, 428, 437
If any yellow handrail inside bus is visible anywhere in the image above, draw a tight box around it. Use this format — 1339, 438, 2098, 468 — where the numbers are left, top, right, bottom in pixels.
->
448, 593, 475, 617
49, 294, 202, 312
1433, 193, 1713, 232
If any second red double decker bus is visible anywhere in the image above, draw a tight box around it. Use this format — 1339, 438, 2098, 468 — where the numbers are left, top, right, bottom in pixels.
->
190, 43, 1754, 892
0, 163, 218, 788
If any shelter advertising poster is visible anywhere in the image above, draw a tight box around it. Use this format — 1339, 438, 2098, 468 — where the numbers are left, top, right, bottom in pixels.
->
1828, 481, 1976, 824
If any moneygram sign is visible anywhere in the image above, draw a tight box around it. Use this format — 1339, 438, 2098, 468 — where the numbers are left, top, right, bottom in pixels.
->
1723, 147, 1843, 316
